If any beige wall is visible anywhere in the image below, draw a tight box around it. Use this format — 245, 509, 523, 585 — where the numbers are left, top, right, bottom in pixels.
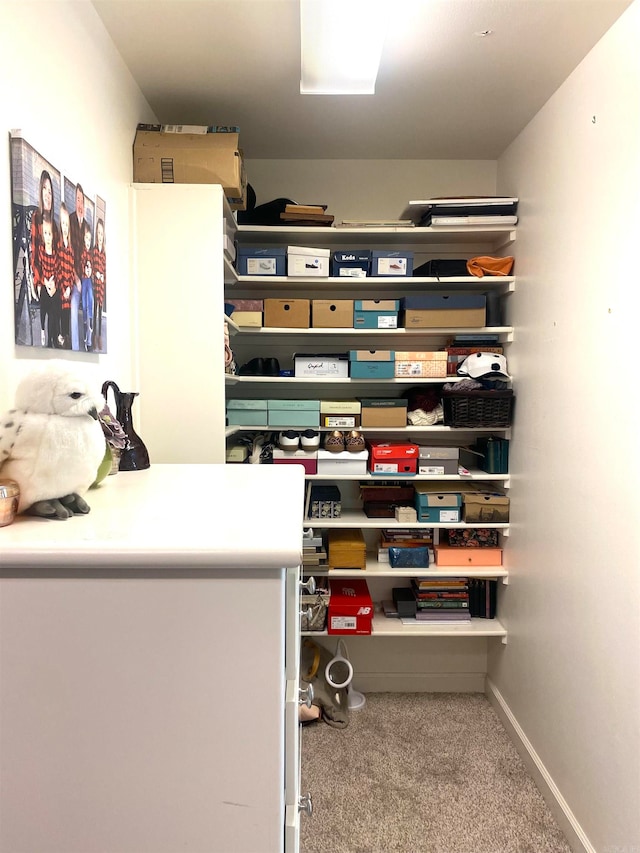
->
491, 1, 640, 849
0, 1, 155, 411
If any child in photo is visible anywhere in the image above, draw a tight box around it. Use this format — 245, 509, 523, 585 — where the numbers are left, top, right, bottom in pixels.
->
39, 212, 59, 347
92, 218, 106, 352
80, 220, 94, 351
56, 203, 75, 349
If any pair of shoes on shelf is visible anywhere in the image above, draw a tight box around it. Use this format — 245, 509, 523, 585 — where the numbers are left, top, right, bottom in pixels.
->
323, 430, 366, 453
278, 429, 320, 451
238, 357, 281, 376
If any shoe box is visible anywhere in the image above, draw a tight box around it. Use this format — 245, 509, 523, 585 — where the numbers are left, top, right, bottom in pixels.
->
331, 250, 371, 278
226, 398, 268, 426
311, 299, 354, 328
371, 250, 414, 277
434, 539, 503, 567
359, 398, 408, 428
353, 299, 399, 329
317, 448, 369, 476
287, 245, 330, 277
320, 399, 361, 429
328, 577, 373, 634
401, 295, 486, 328
349, 350, 395, 379
267, 399, 320, 428
294, 353, 349, 378
418, 446, 459, 475
237, 247, 287, 276
462, 491, 510, 523
264, 299, 310, 328
308, 484, 342, 519
394, 351, 447, 379
369, 442, 419, 475
226, 298, 263, 327
272, 448, 318, 474
414, 483, 462, 523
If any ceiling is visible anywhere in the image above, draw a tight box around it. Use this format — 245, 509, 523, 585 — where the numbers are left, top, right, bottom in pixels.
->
92, 0, 632, 160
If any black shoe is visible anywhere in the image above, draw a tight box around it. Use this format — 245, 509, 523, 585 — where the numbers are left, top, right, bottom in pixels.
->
264, 357, 281, 376
238, 357, 266, 376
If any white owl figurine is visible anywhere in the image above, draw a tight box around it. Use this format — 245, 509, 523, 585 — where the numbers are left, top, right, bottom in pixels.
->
0, 361, 106, 519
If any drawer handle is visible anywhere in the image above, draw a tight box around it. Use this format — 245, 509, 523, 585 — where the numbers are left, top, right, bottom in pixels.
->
299, 683, 314, 708
300, 576, 316, 595
298, 792, 313, 818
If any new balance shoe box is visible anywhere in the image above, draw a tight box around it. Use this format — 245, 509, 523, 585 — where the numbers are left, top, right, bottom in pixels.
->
401, 295, 486, 328
312, 300, 354, 328
267, 399, 320, 428
353, 299, 399, 329
418, 446, 459, 475
309, 484, 341, 519
462, 491, 510, 523
273, 448, 318, 474
327, 531, 367, 572
226, 398, 268, 426
237, 247, 286, 276
369, 442, 419, 476
331, 250, 371, 277
349, 350, 395, 379
133, 124, 247, 209
317, 449, 369, 476
320, 399, 361, 429
264, 298, 310, 328
359, 398, 408, 428
434, 539, 503, 567
371, 250, 414, 277
287, 245, 330, 277
414, 483, 462, 523
294, 353, 349, 378
328, 577, 373, 634
226, 298, 263, 328
394, 351, 447, 378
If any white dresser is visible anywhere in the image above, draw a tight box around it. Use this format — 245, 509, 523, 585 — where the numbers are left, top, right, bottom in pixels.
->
0, 464, 305, 853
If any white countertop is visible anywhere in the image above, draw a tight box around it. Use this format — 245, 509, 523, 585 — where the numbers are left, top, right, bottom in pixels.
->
0, 464, 305, 570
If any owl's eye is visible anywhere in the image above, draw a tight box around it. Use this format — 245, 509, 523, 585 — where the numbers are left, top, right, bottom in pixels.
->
69, 392, 82, 399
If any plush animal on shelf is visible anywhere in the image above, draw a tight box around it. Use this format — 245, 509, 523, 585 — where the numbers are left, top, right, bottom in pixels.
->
0, 361, 106, 519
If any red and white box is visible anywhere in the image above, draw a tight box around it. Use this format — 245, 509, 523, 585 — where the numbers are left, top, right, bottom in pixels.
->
328, 579, 374, 635
369, 442, 419, 476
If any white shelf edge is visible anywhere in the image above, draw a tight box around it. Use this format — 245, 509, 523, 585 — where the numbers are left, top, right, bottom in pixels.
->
227, 375, 460, 385
310, 565, 507, 579
229, 325, 514, 337
225, 425, 510, 435
233, 274, 515, 290
304, 513, 509, 530
305, 471, 509, 482
302, 614, 507, 638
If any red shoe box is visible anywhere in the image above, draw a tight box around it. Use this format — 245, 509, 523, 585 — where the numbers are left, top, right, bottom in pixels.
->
328, 579, 374, 635
369, 442, 419, 476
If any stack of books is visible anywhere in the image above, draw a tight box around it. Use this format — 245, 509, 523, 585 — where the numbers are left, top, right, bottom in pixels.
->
302, 529, 327, 571
280, 203, 334, 226
378, 528, 434, 564
445, 333, 503, 376
405, 197, 518, 227
411, 577, 471, 623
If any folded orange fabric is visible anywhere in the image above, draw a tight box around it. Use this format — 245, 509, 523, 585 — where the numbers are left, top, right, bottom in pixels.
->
466, 256, 515, 277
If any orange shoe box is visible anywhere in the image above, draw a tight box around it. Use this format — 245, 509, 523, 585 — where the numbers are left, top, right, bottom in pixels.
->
434, 541, 503, 567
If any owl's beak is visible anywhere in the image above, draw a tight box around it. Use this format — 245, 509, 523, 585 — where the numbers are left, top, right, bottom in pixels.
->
88, 406, 99, 420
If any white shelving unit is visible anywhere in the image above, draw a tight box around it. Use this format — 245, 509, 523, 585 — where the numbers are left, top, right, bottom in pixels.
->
227, 222, 515, 642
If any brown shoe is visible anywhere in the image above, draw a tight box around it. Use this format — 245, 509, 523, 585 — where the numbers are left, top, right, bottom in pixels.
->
323, 430, 345, 453
345, 430, 366, 452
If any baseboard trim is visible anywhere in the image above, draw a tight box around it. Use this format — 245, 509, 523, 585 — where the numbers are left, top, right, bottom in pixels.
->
355, 673, 486, 692
485, 679, 594, 853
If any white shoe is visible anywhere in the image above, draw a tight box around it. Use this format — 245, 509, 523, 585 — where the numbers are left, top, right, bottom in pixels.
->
300, 429, 320, 450
278, 430, 300, 450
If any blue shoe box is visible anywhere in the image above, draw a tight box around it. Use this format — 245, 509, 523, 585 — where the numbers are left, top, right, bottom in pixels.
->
354, 299, 399, 329
371, 250, 414, 277
331, 250, 371, 277
414, 485, 462, 523
237, 247, 287, 276
349, 350, 396, 379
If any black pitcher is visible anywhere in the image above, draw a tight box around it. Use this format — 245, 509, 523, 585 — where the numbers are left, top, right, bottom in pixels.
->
101, 380, 150, 471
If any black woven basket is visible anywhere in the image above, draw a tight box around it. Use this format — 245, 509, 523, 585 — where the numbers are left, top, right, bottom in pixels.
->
442, 389, 515, 428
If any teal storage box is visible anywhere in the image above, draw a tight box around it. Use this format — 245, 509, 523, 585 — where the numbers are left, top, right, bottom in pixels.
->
237, 247, 287, 276
226, 399, 268, 426
267, 409, 321, 427
349, 350, 395, 379
371, 250, 414, 277
267, 399, 320, 411
414, 485, 462, 523
354, 299, 399, 329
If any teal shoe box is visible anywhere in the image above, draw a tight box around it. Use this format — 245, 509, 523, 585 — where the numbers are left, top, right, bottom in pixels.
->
267, 399, 320, 411
267, 409, 320, 427
414, 488, 462, 523
349, 350, 395, 379
354, 299, 399, 329
226, 400, 268, 426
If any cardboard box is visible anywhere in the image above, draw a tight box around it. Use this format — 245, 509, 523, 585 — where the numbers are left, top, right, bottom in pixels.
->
231, 311, 262, 327
294, 353, 349, 378
369, 442, 419, 476
132, 125, 247, 209
401, 295, 486, 328
414, 484, 462, 523
312, 300, 354, 328
272, 449, 318, 475
394, 351, 447, 378
418, 446, 459, 475
353, 299, 399, 329
328, 578, 372, 634
349, 350, 395, 380
371, 250, 414, 277
317, 449, 369, 476
320, 399, 361, 428
434, 540, 503, 567
331, 250, 371, 278
264, 299, 310, 328
462, 492, 510, 523
237, 247, 286, 276
267, 399, 320, 411
287, 246, 330, 277
267, 409, 320, 427
359, 398, 408, 428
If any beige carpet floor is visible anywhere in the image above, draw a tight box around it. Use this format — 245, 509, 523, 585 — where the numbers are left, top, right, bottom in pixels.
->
300, 693, 572, 853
